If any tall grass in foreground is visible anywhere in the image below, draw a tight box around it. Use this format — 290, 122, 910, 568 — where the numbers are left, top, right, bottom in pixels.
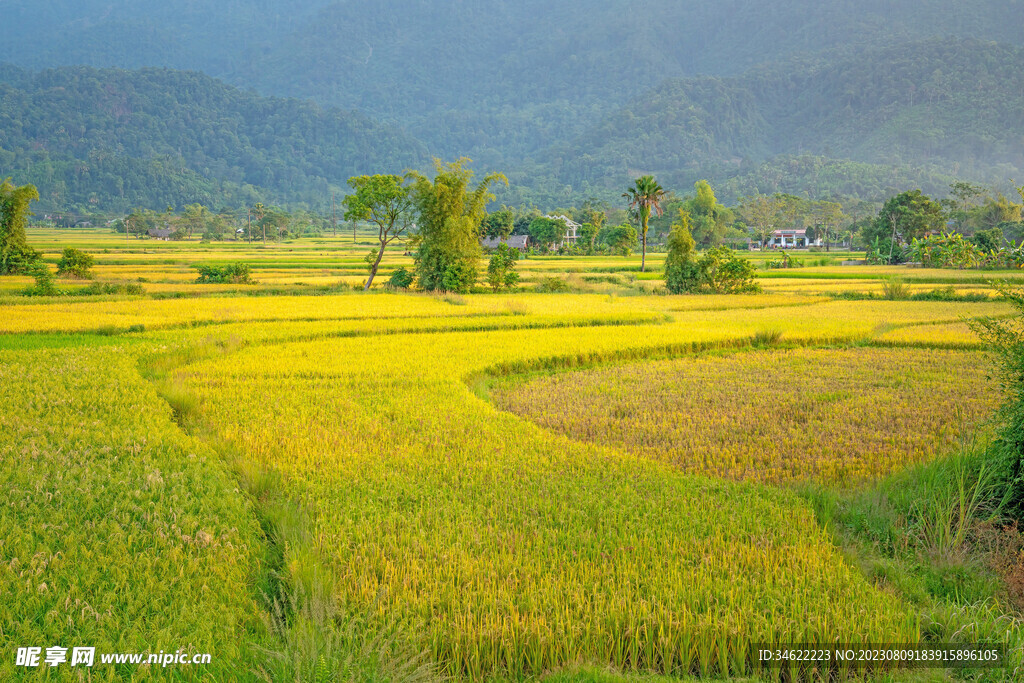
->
0, 347, 267, 680
174, 316, 934, 680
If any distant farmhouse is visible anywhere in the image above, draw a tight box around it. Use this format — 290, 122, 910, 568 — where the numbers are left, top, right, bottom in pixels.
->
148, 228, 173, 240
481, 235, 529, 251
769, 229, 822, 249
544, 214, 580, 248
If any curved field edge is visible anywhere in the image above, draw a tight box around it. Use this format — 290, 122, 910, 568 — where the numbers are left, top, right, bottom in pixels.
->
482, 346, 1000, 484
157, 323, 937, 680
1, 295, 1014, 681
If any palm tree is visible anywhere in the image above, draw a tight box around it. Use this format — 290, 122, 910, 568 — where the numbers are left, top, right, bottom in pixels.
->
623, 175, 666, 272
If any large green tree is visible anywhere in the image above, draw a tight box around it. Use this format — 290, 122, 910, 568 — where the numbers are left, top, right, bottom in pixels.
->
664, 210, 699, 294
527, 217, 564, 253
623, 175, 666, 272
483, 207, 516, 238
682, 180, 732, 248
0, 179, 40, 274
342, 174, 415, 291
408, 159, 506, 292
865, 190, 945, 263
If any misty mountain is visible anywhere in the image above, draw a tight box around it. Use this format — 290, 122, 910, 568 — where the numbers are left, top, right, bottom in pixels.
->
529, 39, 1024, 202
4, 1, 1023, 165
0, 64, 426, 212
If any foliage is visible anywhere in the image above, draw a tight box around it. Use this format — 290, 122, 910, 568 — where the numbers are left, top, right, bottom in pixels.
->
622, 176, 666, 271
974, 226, 1005, 253
0, 66, 426, 213
343, 174, 415, 290
881, 278, 913, 301
527, 217, 564, 253
763, 251, 803, 269
24, 260, 58, 296
577, 223, 599, 254
910, 231, 1024, 270
534, 276, 573, 293
195, 263, 254, 284
680, 180, 732, 247
864, 190, 945, 264
487, 243, 520, 292
409, 159, 506, 292
80, 281, 145, 296
440, 261, 478, 294
483, 207, 516, 238
387, 267, 415, 290
970, 284, 1024, 519
56, 247, 95, 279
679, 246, 761, 294
0, 178, 39, 274
911, 232, 984, 269
663, 211, 699, 294
599, 224, 638, 256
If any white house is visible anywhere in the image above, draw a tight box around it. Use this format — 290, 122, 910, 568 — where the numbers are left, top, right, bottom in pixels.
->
769, 228, 823, 249
544, 214, 581, 248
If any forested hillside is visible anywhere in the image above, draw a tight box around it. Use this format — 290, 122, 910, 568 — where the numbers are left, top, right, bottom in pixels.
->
3, 1, 1022, 166
0, 65, 426, 213
534, 39, 1024, 202
3, 3, 1024, 212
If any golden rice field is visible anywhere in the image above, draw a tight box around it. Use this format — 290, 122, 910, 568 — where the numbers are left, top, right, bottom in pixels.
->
2, 228, 1022, 681
491, 348, 1000, 483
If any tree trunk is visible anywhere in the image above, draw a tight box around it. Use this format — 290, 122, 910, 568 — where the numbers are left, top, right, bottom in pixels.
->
640, 221, 648, 272
364, 242, 386, 291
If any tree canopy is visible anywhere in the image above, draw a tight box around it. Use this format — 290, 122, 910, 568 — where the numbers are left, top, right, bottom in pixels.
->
0, 178, 39, 274
409, 159, 507, 292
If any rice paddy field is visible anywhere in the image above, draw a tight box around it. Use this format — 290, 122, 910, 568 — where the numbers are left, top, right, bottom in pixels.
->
2, 227, 1023, 681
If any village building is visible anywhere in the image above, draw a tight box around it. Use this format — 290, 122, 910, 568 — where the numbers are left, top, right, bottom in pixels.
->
147, 228, 173, 240
769, 228, 823, 249
481, 235, 529, 251
543, 214, 581, 248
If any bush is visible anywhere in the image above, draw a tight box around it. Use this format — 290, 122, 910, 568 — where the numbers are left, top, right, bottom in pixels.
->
764, 251, 804, 269
440, 261, 477, 294
664, 215, 700, 294
386, 267, 414, 290
487, 243, 520, 292
881, 278, 912, 300
970, 284, 1024, 520
670, 246, 760, 295
194, 263, 254, 284
56, 247, 95, 279
25, 261, 58, 296
698, 247, 760, 294
80, 281, 145, 296
535, 276, 572, 293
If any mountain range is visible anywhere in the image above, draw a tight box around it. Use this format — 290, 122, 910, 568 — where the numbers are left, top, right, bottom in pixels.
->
2, 1, 1024, 211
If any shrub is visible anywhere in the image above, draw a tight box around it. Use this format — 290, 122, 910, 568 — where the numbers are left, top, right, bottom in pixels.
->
80, 281, 145, 296
535, 276, 572, 293
970, 284, 1024, 520
487, 243, 520, 292
764, 251, 804, 269
195, 263, 254, 284
386, 267, 414, 290
25, 261, 58, 296
56, 247, 95, 279
440, 261, 477, 294
664, 212, 700, 294
911, 232, 983, 269
881, 278, 912, 300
